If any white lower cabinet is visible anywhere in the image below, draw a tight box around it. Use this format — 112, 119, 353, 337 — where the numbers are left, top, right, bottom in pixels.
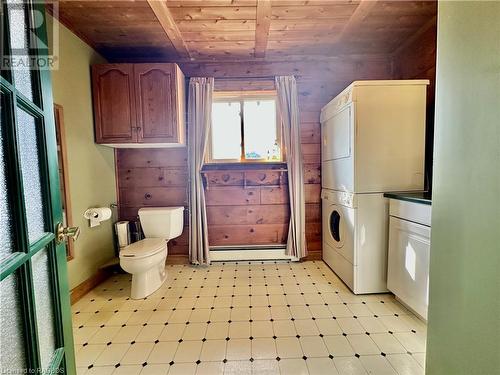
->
387, 211, 431, 320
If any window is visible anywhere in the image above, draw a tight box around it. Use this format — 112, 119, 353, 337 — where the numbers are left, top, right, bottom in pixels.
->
207, 92, 283, 163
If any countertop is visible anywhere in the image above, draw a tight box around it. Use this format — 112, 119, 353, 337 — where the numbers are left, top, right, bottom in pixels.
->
384, 191, 432, 205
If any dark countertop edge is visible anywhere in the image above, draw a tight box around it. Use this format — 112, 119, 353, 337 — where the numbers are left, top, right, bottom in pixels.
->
202, 162, 287, 171
384, 192, 432, 206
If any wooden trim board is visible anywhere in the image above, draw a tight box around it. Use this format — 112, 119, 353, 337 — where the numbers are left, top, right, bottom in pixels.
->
54, 104, 75, 261
166, 254, 190, 265
70, 269, 111, 305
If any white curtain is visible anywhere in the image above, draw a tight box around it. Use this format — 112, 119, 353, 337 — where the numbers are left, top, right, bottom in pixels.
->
188, 77, 214, 265
275, 76, 307, 259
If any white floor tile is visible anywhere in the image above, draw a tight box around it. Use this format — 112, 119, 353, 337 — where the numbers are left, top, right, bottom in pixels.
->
121, 343, 154, 365
273, 320, 296, 337
195, 361, 224, 375
251, 359, 280, 375
251, 338, 277, 360
74, 326, 100, 344
224, 360, 252, 375
307, 357, 339, 375
349, 335, 381, 356
333, 356, 367, 375
251, 321, 273, 338
183, 323, 208, 340
147, 342, 178, 364
323, 335, 355, 357
206, 322, 229, 340
379, 316, 412, 333
315, 318, 342, 335
394, 332, 426, 353
228, 321, 251, 339
159, 324, 185, 342
200, 339, 226, 362
147, 310, 171, 325
412, 352, 426, 369
168, 362, 197, 375
358, 316, 389, 334
278, 358, 309, 375
386, 353, 425, 375
347, 303, 374, 317
371, 333, 407, 354
70, 261, 426, 373
276, 337, 303, 358
139, 364, 169, 375
135, 324, 164, 342
112, 365, 142, 375
336, 317, 365, 334
294, 319, 319, 336
299, 336, 329, 358
94, 343, 130, 366
289, 305, 312, 319
359, 355, 397, 375
76, 344, 106, 368
112, 325, 142, 344
328, 304, 354, 318
174, 340, 203, 363
309, 304, 333, 319
226, 338, 251, 361
86, 365, 115, 375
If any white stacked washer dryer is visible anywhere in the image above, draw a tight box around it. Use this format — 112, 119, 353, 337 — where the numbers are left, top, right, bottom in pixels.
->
321, 80, 428, 294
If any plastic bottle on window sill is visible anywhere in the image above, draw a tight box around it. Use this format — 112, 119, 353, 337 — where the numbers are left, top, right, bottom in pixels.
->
271, 140, 281, 161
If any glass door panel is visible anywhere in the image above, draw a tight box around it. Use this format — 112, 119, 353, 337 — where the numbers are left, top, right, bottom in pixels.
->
32, 248, 58, 370
16, 107, 46, 243
0, 273, 28, 371
6, 0, 37, 102
0, 93, 14, 261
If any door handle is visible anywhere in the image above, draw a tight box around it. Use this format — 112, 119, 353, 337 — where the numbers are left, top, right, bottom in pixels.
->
56, 222, 81, 244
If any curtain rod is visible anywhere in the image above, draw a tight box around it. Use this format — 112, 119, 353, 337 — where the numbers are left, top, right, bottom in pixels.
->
213, 75, 285, 81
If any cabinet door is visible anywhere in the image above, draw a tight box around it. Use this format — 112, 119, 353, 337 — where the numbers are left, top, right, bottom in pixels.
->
92, 64, 137, 143
387, 216, 431, 320
134, 64, 179, 143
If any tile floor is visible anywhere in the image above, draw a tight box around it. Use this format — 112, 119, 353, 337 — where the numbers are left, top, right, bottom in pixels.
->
73, 261, 426, 375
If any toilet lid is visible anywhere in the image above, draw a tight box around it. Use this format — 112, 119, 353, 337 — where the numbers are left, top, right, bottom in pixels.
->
119, 238, 167, 259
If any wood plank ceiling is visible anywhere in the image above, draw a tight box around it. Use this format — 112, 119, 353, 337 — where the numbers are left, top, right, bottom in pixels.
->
53, 0, 437, 61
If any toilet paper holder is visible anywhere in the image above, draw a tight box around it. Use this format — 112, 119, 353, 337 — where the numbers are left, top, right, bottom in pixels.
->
83, 206, 113, 228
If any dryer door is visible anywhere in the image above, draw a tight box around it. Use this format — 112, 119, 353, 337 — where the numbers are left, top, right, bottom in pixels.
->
323, 201, 355, 264
328, 208, 345, 249
321, 103, 355, 191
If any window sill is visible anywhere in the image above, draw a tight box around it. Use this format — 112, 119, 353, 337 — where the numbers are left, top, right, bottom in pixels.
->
202, 162, 287, 171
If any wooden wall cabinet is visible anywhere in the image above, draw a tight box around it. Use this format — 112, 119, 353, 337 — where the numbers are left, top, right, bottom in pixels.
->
92, 63, 185, 147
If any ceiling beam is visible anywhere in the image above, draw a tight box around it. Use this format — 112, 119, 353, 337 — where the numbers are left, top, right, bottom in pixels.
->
147, 0, 191, 59
336, 0, 378, 43
254, 0, 272, 58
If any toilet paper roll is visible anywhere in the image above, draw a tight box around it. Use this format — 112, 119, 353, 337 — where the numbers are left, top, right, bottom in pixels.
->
115, 221, 130, 249
84, 207, 112, 228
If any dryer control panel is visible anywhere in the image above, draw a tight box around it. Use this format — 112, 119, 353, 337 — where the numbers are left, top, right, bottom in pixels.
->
321, 189, 356, 208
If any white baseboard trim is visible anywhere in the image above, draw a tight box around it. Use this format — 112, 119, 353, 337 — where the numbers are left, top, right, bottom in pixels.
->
209, 248, 298, 262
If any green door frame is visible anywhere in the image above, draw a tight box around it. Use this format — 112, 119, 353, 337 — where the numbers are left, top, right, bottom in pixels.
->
1, 1, 75, 373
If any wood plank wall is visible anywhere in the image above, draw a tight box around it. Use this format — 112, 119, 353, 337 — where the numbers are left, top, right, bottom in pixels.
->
116, 56, 394, 259
204, 168, 290, 247
116, 148, 189, 255
392, 22, 437, 191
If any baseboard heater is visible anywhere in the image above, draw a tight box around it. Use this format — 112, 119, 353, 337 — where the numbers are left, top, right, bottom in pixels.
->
209, 245, 297, 262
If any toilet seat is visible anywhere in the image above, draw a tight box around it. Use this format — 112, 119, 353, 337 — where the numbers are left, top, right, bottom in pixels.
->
119, 238, 167, 259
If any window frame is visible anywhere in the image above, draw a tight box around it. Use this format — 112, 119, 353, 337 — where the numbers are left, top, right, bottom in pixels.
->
206, 90, 284, 164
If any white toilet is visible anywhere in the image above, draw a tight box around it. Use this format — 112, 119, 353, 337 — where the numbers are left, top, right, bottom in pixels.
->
119, 207, 184, 299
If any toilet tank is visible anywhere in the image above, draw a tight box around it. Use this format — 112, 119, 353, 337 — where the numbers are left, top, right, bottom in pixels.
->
138, 207, 184, 239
